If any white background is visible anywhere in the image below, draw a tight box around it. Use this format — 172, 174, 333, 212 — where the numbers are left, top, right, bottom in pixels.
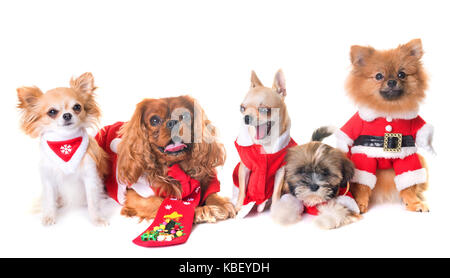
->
1, 0, 449, 258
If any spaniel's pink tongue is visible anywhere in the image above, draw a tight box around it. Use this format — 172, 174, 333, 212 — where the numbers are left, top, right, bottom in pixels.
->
164, 142, 187, 152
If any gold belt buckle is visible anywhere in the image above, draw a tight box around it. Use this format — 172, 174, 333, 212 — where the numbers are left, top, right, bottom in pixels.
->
383, 133, 402, 152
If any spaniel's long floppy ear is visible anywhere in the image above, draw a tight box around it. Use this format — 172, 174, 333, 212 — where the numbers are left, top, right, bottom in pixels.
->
190, 98, 226, 180
17, 86, 44, 137
117, 100, 156, 185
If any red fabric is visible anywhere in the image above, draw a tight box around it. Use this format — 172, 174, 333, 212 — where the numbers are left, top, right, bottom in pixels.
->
96, 122, 221, 204
351, 153, 423, 176
232, 138, 297, 205
167, 164, 200, 199
133, 185, 201, 247
341, 112, 426, 142
340, 112, 426, 177
95, 122, 124, 203
46, 136, 83, 162
304, 187, 354, 216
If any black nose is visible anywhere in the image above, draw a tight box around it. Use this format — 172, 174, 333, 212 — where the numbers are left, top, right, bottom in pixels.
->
387, 80, 397, 88
309, 184, 320, 192
244, 115, 252, 125
166, 120, 178, 130
63, 113, 72, 121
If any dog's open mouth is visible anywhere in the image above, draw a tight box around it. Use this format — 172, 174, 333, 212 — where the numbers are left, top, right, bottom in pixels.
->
255, 121, 273, 140
158, 140, 189, 155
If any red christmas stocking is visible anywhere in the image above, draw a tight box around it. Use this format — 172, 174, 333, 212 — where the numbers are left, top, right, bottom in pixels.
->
133, 164, 201, 247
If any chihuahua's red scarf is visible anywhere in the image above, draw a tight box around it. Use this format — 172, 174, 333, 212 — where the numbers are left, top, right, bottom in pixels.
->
96, 122, 221, 247
41, 130, 89, 174
233, 138, 297, 206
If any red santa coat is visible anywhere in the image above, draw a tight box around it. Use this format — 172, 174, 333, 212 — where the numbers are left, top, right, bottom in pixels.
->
336, 107, 434, 191
95, 122, 220, 205
232, 138, 297, 205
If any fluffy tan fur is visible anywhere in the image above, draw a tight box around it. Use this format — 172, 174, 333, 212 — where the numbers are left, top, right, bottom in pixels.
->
345, 39, 430, 213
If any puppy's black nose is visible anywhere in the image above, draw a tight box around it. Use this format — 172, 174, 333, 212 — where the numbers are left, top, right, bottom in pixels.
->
309, 184, 320, 192
387, 80, 397, 88
63, 113, 72, 121
166, 120, 178, 130
244, 115, 252, 125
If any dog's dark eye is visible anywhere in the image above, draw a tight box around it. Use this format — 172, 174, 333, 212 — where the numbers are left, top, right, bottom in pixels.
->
47, 109, 59, 118
375, 73, 384, 80
150, 115, 161, 126
73, 104, 82, 112
258, 107, 271, 114
398, 71, 406, 79
240, 105, 245, 113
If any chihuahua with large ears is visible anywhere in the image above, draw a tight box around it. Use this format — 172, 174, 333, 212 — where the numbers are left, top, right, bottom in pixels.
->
17, 73, 109, 226
232, 69, 297, 218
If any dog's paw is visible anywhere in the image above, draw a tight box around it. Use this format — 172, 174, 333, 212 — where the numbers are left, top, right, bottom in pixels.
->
270, 194, 302, 225
405, 201, 429, 213
42, 215, 56, 226
356, 200, 369, 214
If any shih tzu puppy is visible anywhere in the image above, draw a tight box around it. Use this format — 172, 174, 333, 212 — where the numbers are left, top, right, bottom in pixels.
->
271, 127, 361, 229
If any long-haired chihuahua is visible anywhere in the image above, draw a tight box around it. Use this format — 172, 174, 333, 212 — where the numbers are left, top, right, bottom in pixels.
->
17, 72, 109, 226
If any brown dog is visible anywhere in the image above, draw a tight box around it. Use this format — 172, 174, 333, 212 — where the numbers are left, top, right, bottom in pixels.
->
116, 96, 235, 223
337, 39, 434, 213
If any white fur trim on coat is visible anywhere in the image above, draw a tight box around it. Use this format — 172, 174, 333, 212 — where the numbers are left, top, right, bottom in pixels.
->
351, 145, 418, 159
358, 106, 419, 122
394, 168, 427, 191
352, 169, 377, 189
336, 195, 360, 214
415, 123, 436, 155
335, 129, 353, 153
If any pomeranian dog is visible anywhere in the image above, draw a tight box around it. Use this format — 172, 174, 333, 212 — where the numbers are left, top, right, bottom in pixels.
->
336, 39, 434, 213
233, 70, 297, 218
271, 127, 360, 229
17, 72, 109, 226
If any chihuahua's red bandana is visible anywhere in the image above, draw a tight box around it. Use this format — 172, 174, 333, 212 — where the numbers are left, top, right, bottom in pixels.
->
41, 130, 89, 174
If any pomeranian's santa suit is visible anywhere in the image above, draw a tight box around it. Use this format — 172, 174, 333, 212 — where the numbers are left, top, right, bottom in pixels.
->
233, 123, 297, 216
95, 122, 220, 205
336, 107, 434, 191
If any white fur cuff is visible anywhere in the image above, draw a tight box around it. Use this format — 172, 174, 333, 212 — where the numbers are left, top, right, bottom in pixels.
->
351, 169, 377, 189
416, 123, 435, 155
394, 168, 427, 191
335, 129, 353, 153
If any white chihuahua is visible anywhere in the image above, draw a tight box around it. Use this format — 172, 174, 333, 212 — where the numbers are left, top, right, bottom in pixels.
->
17, 72, 109, 226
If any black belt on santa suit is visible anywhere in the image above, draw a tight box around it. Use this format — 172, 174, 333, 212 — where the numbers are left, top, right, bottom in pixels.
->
353, 134, 415, 152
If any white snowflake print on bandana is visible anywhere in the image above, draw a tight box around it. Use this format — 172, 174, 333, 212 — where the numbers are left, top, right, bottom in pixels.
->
60, 144, 72, 155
